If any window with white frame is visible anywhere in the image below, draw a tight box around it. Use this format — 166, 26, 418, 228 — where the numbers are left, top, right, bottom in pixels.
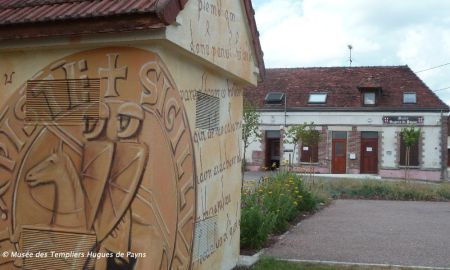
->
308, 93, 327, 104
403, 92, 417, 104
363, 92, 376, 105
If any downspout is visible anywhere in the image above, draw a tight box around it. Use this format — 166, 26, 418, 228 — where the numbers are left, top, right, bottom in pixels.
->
441, 110, 448, 181
284, 93, 287, 127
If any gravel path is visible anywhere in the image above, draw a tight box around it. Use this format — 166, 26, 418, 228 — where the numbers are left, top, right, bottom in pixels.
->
265, 200, 450, 268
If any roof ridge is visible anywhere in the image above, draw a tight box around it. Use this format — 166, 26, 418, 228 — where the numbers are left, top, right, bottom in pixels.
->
266, 65, 409, 70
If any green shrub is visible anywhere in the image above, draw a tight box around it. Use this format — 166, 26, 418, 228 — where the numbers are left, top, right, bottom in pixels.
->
298, 191, 317, 211
260, 173, 301, 232
240, 192, 276, 249
240, 172, 320, 249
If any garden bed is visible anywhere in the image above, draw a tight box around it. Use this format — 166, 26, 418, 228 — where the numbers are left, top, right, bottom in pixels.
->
240, 172, 328, 252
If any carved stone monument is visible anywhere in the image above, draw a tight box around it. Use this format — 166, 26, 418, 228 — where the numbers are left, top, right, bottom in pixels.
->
0, 48, 196, 270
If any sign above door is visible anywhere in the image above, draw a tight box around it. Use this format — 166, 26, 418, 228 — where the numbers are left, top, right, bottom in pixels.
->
382, 116, 424, 125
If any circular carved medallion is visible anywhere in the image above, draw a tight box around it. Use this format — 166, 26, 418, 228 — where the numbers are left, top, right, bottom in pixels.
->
0, 47, 196, 270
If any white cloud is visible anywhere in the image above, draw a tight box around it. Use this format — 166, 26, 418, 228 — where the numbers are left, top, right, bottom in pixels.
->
254, 0, 450, 104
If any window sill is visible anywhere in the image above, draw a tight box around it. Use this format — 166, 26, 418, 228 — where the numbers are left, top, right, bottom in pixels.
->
300, 162, 320, 165
398, 166, 420, 169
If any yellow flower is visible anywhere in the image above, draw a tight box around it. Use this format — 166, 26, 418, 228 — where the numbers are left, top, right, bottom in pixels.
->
268, 191, 272, 195
258, 189, 263, 193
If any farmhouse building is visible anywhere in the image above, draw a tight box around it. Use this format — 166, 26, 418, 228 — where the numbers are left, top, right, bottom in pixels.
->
245, 66, 449, 181
0, 1, 263, 270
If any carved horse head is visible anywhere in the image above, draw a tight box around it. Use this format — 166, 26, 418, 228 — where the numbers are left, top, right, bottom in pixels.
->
25, 140, 86, 228
26, 141, 68, 187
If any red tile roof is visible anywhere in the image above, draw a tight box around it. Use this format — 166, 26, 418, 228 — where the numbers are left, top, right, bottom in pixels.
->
0, 0, 184, 25
0, 0, 186, 40
246, 66, 449, 112
0, 0, 265, 79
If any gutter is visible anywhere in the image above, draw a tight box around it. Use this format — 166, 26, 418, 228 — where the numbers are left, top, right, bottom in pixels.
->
257, 107, 450, 113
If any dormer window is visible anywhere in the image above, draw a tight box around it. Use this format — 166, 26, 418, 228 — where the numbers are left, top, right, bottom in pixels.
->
308, 93, 327, 104
265, 92, 285, 105
363, 92, 376, 105
403, 92, 416, 104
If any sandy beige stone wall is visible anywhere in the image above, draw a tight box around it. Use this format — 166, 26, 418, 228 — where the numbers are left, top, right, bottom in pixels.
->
0, 42, 247, 269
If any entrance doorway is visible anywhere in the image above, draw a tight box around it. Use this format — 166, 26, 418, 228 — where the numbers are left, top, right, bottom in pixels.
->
448, 149, 450, 167
265, 130, 281, 169
332, 131, 347, 174
360, 131, 379, 174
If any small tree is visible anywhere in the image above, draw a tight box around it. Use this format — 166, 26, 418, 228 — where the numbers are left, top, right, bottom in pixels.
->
400, 126, 420, 181
284, 122, 320, 179
242, 99, 261, 174
299, 122, 320, 182
284, 125, 303, 167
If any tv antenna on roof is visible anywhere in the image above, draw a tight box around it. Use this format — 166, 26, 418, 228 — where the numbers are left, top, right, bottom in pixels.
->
348, 44, 353, 67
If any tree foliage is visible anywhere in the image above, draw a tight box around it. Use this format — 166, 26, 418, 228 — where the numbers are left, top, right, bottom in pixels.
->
401, 126, 420, 147
284, 122, 320, 164
400, 126, 421, 181
242, 100, 261, 171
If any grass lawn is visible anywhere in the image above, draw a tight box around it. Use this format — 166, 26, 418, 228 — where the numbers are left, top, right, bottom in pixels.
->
251, 258, 341, 270
247, 257, 426, 270
305, 177, 450, 202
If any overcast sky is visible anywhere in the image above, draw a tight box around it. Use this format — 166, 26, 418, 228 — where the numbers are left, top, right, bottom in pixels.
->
252, 0, 450, 105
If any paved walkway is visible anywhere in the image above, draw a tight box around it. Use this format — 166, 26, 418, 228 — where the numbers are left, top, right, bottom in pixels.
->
265, 200, 450, 268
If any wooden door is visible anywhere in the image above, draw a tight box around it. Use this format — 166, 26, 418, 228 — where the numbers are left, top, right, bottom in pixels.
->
332, 139, 347, 173
265, 138, 280, 169
264, 138, 271, 168
361, 138, 378, 173
448, 149, 450, 167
